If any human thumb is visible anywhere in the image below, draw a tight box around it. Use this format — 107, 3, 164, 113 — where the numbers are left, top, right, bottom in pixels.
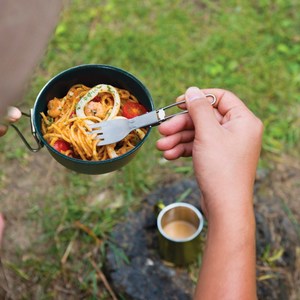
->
7, 107, 22, 122
185, 87, 219, 132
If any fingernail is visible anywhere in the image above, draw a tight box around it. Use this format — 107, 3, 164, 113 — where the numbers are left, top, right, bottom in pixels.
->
186, 87, 206, 102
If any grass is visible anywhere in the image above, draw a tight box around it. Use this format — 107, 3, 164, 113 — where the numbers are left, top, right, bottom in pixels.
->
1, 0, 300, 298
24, 0, 300, 158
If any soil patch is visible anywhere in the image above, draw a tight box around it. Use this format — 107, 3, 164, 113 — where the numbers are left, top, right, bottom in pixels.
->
105, 156, 300, 300
0, 152, 299, 299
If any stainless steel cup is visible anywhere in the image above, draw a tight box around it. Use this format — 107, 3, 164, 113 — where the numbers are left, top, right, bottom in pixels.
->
157, 202, 204, 266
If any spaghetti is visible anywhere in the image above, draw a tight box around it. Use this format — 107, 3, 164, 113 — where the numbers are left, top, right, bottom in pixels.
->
41, 84, 148, 161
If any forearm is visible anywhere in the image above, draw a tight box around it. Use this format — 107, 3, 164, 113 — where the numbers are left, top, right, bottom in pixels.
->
194, 199, 257, 300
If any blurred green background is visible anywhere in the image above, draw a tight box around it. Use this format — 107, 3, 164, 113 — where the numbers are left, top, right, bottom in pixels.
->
0, 0, 299, 298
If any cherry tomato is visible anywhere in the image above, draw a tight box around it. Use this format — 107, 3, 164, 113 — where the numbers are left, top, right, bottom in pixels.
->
53, 139, 71, 152
122, 102, 147, 119
70, 111, 76, 118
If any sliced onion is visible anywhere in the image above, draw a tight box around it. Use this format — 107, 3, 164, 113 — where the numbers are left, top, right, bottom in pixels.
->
135, 128, 145, 140
76, 84, 121, 120
107, 145, 118, 159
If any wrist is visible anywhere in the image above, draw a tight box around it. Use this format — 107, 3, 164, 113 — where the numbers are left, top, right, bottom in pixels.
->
208, 205, 255, 234
206, 199, 256, 249
202, 185, 255, 221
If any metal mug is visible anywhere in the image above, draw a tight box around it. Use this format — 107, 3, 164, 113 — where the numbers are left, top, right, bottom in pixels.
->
157, 202, 204, 266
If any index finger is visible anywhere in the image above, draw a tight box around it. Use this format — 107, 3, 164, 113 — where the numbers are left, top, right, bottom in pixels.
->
158, 113, 194, 136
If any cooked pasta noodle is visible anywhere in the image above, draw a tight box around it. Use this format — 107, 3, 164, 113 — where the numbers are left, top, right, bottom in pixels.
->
41, 84, 148, 161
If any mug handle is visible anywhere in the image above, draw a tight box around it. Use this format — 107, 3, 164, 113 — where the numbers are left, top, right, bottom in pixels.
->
154, 201, 166, 217
10, 109, 43, 152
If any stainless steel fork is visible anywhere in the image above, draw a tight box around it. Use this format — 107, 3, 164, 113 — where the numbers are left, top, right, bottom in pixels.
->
88, 94, 216, 146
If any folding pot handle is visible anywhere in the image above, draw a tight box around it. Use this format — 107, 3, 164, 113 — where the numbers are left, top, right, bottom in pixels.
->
10, 109, 43, 152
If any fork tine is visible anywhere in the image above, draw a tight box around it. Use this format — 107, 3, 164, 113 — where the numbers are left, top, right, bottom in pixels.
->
93, 133, 103, 140
96, 136, 115, 146
87, 128, 104, 134
88, 122, 103, 129
96, 140, 108, 146
97, 139, 113, 146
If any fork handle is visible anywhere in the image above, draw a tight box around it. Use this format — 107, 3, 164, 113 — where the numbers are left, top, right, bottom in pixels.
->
129, 100, 189, 130
128, 110, 160, 130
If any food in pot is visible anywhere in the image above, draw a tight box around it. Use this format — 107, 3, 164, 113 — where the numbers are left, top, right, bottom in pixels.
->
41, 84, 148, 160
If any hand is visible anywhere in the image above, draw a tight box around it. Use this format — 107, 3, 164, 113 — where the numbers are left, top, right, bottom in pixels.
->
0, 107, 22, 137
156, 87, 263, 219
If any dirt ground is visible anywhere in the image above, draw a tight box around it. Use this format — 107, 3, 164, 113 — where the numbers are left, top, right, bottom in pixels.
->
0, 148, 299, 299
254, 155, 300, 300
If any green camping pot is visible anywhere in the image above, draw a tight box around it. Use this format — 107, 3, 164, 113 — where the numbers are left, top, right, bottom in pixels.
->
12, 64, 154, 174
